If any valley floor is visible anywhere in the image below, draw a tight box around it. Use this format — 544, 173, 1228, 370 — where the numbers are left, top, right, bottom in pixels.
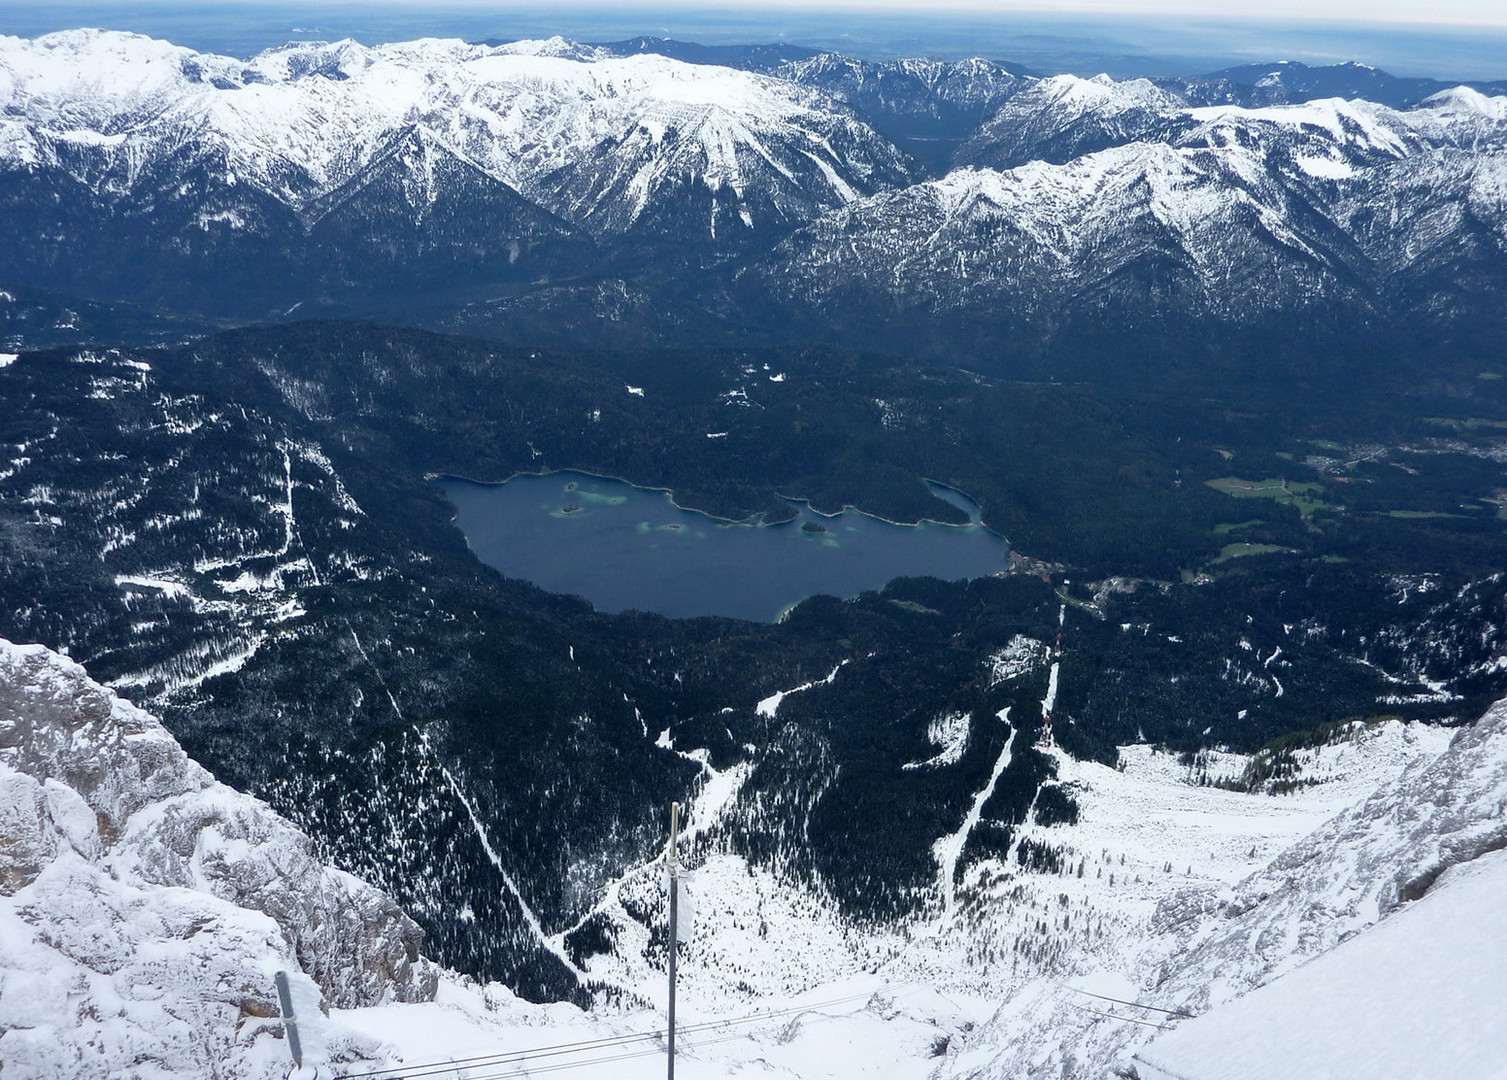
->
326, 720, 1455, 1080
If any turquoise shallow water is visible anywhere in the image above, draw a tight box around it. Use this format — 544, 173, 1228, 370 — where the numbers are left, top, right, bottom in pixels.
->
439, 471, 1010, 622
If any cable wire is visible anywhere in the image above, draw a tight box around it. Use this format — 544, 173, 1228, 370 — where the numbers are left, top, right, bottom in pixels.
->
439, 998, 878, 1080
333, 988, 883, 1080
437, 1028, 759, 1080
1067, 1002, 1174, 1031
1060, 984, 1193, 1019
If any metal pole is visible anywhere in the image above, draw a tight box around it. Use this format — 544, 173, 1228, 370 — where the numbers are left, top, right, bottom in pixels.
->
274, 970, 304, 1070
667, 801, 681, 1080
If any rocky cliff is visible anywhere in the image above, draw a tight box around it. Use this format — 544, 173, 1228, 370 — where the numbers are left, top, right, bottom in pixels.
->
0, 637, 438, 1078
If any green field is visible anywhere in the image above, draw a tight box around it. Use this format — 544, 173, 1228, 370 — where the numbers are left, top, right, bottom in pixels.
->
1214, 543, 1293, 563
1213, 519, 1265, 536
1205, 477, 1331, 518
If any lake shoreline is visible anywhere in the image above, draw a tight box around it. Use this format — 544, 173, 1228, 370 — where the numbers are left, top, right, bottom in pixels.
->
426, 467, 1008, 540
434, 470, 1013, 622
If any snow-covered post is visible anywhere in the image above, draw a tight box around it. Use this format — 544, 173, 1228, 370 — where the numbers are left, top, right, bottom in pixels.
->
274, 970, 304, 1071
666, 801, 682, 1080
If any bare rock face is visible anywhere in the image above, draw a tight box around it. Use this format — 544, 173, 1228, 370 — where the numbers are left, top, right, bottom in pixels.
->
0, 638, 438, 1078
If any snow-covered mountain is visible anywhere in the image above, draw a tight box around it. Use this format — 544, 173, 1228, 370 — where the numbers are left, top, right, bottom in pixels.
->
747, 87, 1507, 352
0, 30, 912, 312
1133, 847, 1507, 1079
0, 637, 437, 1078
0, 30, 910, 232
957, 74, 1184, 169
591, 40, 1032, 167
945, 696, 1507, 1079
1167, 59, 1507, 111
778, 53, 1031, 172
2, 28, 1506, 359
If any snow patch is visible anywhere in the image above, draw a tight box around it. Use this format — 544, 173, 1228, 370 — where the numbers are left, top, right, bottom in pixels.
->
932, 708, 1013, 917
902, 710, 970, 771
755, 660, 848, 718
1294, 153, 1356, 179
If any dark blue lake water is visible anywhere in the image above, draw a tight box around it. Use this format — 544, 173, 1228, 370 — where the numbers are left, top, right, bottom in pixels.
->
439, 471, 1010, 622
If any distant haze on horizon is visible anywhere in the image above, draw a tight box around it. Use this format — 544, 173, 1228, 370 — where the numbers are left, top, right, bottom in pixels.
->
49, 0, 1507, 27
3, 1, 1507, 79
361, 0, 1507, 27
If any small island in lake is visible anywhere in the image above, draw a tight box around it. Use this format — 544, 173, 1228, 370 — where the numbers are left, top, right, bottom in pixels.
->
439, 470, 1008, 621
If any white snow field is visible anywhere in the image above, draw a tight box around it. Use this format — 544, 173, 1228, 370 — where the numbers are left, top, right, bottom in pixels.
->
949, 694, 1507, 1080
340, 975, 989, 1080
1134, 847, 1507, 1080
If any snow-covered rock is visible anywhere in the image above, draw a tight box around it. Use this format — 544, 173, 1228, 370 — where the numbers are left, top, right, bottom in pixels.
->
780, 52, 1029, 150
3, 32, 1505, 337
1143, 698, 1507, 1009
0, 637, 438, 1078
958, 73, 1185, 169
752, 82, 1507, 337
947, 699, 1507, 1079
754, 141, 1362, 327
1133, 847, 1507, 1080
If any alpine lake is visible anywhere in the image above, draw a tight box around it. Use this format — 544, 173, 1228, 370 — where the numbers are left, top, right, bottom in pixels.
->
439, 471, 1011, 622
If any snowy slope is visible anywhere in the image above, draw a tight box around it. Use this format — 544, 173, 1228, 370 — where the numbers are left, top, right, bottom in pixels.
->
4, 31, 1506, 336
0, 637, 437, 1078
1133, 847, 1507, 1080
325, 710, 1476, 1080
1, 634, 1498, 1080
547, 646, 1452, 1018
779, 52, 1029, 161
754, 142, 1363, 326
341, 973, 990, 1080
948, 695, 1507, 1080
958, 74, 1185, 169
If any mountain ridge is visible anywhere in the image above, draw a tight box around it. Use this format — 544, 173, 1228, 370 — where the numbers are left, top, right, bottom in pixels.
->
4, 29, 1506, 373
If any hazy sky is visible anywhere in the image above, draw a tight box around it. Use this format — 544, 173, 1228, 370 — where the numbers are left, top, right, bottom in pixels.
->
5, 1, 1507, 78
247, 0, 1506, 27
579, 0, 1502, 24
31, 0, 1502, 26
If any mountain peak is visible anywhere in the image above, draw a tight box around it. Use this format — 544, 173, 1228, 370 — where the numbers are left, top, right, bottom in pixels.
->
1419, 84, 1507, 119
